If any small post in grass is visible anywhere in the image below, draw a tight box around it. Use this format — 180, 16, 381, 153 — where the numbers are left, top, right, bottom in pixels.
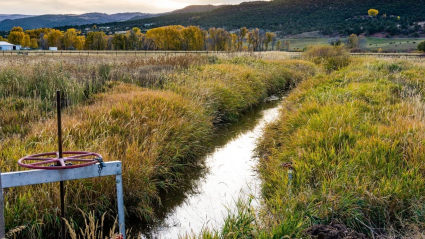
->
0, 168, 5, 239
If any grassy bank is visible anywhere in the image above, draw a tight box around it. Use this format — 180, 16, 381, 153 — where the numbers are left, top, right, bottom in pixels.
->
189, 47, 425, 238
0, 54, 316, 238
247, 56, 425, 238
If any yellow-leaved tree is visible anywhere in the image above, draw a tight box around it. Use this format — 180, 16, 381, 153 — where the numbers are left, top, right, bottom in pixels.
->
63, 28, 79, 50
368, 9, 379, 17
7, 27, 26, 45
47, 29, 64, 49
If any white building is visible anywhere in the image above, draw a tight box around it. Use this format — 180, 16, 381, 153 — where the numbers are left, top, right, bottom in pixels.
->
0, 41, 21, 51
49, 47, 58, 51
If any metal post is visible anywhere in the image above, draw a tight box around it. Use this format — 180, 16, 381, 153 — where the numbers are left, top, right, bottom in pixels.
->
116, 174, 125, 239
56, 91, 66, 239
0, 168, 5, 239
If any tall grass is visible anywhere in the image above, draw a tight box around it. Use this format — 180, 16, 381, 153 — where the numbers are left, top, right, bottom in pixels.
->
0, 55, 315, 238
253, 57, 425, 237
166, 57, 316, 122
0, 54, 206, 137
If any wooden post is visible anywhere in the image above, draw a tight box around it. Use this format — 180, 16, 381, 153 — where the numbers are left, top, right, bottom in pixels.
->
0, 168, 5, 239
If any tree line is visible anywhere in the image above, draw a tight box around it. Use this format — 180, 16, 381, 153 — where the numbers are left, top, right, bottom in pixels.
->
2, 25, 280, 51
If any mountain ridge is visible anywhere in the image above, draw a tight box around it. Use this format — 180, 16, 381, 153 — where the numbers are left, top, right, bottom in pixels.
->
85, 0, 425, 36
0, 12, 155, 31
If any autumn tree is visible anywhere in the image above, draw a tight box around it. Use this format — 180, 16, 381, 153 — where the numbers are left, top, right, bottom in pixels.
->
39, 33, 49, 49
276, 40, 281, 50
346, 34, 359, 49
126, 27, 144, 50
368, 9, 379, 17
284, 40, 290, 51
25, 28, 49, 40
92, 32, 107, 50
181, 26, 204, 50
74, 36, 85, 50
112, 34, 126, 50
247, 28, 260, 51
146, 26, 184, 50
47, 29, 64, 49
85, 31, 107, 50
29, 38, 38, 49
231, 33, 238, 51
63, 28, 79, 50
22, 34, 31, 47
237, 27, 248, 51
208, 27, 229, 51
265, 32, 275, 50
8, 27, 26, 45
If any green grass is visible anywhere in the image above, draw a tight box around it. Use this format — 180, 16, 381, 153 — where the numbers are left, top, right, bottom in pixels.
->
0, 54, 316, 238
278, 37, 425, 52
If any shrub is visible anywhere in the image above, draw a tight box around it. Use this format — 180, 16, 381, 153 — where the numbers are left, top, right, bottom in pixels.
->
418, 41, 425, 52
302, 45, 350, 72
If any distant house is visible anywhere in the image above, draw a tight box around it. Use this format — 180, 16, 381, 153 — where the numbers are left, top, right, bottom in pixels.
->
49, 47, 58, 51
0, 41, 21, 51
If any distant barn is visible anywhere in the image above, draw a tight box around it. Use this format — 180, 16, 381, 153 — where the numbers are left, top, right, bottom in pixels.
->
0, 41, 21, 51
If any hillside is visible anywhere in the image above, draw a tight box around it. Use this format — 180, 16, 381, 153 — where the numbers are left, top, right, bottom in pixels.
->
0, 12, 155, 31
170, 4, 223, 14
129, 5, 222, 21
0, 14, 34, 22
87, 0, 425, 36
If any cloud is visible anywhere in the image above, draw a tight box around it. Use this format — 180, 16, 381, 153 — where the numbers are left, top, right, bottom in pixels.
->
0, 0, 259, 15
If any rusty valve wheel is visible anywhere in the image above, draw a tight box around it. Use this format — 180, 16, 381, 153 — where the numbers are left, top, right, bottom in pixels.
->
18, 151, 102, 170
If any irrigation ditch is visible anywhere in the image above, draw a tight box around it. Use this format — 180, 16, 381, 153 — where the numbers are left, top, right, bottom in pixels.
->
135, 95, 284, 238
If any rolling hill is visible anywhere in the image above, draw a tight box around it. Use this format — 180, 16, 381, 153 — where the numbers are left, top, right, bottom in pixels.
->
170, 4, 223, 14
0, 14, 34, 22
0, 12, 155, 31
85, 0, 425, 36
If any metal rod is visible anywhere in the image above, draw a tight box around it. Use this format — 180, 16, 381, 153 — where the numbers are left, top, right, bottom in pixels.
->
0, 168, 5, 239
116, 174, 126, 239
57, 90, 63, 158
56, 90, 66, 239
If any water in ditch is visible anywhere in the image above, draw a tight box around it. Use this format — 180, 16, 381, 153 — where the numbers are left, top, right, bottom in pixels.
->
140, 96, 284, 238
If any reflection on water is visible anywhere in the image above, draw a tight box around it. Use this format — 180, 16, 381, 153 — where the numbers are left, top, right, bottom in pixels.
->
140, 97, 284, 238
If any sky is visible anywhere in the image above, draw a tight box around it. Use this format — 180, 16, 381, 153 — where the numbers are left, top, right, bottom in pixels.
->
0, 0, 251, 15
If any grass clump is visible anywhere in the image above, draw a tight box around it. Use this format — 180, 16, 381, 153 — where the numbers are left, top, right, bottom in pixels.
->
303, 45, 350, 72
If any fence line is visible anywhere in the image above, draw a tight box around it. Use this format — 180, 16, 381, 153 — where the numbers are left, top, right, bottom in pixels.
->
0, 50, 221, 56
0, 50, 424, 59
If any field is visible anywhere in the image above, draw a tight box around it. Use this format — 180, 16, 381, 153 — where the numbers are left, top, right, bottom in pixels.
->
280, 37, 425, 52
0, 53, 316, 238
3, 48, 425, 238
